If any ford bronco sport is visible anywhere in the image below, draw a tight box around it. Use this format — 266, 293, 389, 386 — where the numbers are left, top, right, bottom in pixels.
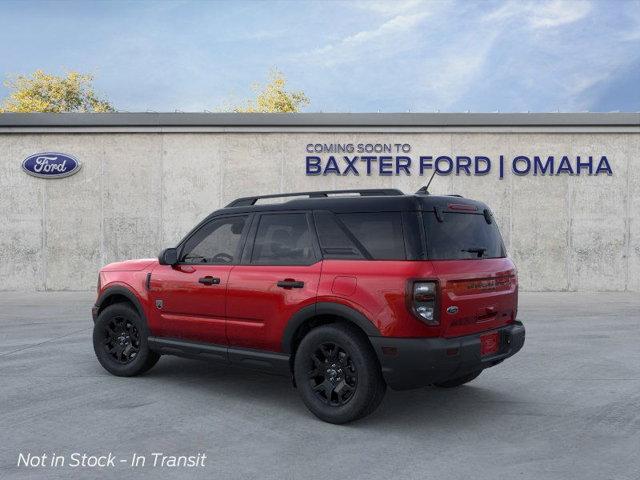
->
92, 188, 525, 424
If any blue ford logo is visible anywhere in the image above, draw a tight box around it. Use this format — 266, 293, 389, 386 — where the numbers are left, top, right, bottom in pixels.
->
22, 152, 81, 179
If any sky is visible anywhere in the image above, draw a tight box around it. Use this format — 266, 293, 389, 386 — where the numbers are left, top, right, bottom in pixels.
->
0, 0, 638, 112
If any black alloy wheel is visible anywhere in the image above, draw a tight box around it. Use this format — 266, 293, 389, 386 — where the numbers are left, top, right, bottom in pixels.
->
307, 342, 358, 407
294, 323, 386, 424
93, 303, 160, 377
102, 315, 141, 364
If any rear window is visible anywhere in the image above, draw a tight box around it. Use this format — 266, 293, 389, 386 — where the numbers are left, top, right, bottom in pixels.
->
423, 212, 506, 260
315, 211, 406, 260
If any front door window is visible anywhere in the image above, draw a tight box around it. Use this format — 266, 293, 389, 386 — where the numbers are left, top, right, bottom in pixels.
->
181, 216, 248, 265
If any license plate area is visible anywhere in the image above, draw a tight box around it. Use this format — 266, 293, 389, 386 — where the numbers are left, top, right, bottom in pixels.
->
480, 331, 500, 356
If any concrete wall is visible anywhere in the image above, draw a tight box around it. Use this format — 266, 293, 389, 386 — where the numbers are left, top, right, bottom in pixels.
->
0, 129, 638, 291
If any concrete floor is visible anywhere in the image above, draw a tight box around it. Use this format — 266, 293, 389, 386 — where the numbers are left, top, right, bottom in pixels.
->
0, 291, 638, 480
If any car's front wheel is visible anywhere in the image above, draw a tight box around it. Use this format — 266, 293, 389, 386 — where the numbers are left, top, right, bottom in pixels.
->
93, 303, 160, 377
294, 323, 386, 424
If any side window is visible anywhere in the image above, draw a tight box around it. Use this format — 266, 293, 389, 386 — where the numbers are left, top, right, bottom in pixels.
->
180, 216, 248, 264
337, 212, 406, 260
251, 213, 315, 265
314, 212, 365, 259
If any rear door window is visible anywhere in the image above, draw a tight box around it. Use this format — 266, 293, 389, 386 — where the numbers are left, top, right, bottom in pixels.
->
423, 212, 505, 260
251, 213, 316, 265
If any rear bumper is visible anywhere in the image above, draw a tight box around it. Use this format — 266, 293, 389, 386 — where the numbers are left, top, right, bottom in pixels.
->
370, 321, 525, 390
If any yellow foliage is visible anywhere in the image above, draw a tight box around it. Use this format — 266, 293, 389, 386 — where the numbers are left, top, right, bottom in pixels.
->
234, 69, 309, 113
1, 70, 114, 113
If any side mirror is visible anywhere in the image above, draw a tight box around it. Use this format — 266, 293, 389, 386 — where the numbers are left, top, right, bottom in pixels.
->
158, 247, 178, 266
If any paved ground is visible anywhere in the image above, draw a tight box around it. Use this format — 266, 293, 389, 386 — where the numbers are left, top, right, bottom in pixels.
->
0, 291, 639, 480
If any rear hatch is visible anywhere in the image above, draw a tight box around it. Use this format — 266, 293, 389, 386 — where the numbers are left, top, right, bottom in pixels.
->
423, 206, 517, 338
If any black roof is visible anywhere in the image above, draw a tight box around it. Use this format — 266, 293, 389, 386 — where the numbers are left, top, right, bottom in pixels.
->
212, 189, 489, 217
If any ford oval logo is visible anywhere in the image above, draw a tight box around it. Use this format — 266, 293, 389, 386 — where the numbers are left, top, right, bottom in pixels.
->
447, 306, 459, 315
22, 152, 81, 179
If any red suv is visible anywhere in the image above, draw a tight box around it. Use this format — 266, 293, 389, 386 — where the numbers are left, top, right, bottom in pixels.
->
92, 189, 525, 423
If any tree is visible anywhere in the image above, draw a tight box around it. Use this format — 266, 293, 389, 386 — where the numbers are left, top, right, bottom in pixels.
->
234, 69, 309, 113
1, 70, 114, 113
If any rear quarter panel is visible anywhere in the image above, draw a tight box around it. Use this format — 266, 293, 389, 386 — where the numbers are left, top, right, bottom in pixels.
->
318, 260, 441, 337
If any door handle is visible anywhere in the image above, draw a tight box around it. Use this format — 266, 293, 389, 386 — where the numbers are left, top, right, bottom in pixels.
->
277, 279, 305, 289
198, 276, 220, 285
477, 305, 497, 321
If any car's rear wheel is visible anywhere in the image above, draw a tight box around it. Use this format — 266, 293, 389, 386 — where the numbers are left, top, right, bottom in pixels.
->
294, 323, 386, 424
434, 369, 482, 388
93, 303, 160, 377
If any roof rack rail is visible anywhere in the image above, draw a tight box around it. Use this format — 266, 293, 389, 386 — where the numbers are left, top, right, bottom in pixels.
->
226, 189, 404, 207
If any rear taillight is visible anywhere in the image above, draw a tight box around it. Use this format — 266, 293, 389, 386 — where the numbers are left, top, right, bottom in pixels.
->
411, 281, 439, 325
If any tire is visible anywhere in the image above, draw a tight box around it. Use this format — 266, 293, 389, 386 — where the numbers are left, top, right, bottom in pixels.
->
434, 369, 482, 388
294, 323, 386, 424
93, 303, 160, 377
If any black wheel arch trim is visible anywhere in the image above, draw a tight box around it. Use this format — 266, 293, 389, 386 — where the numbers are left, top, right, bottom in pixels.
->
281, 302, 381, 353
94, 285, 146, 322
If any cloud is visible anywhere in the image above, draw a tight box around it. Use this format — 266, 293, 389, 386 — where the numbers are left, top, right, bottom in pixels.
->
300, 11, 431, 67
484, 0, 592, 29
419, 28, 500, 110
295, 0, 601, 111
476, 0, 639, 112
351, 0, 434, 16
619, 0, 640, 41
293, 0, 637, 112
5, 0, 635, 112
529, 0, 592, 28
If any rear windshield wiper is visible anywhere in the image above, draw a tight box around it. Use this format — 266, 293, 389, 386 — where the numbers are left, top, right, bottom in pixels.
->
461, 247, 486, 258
